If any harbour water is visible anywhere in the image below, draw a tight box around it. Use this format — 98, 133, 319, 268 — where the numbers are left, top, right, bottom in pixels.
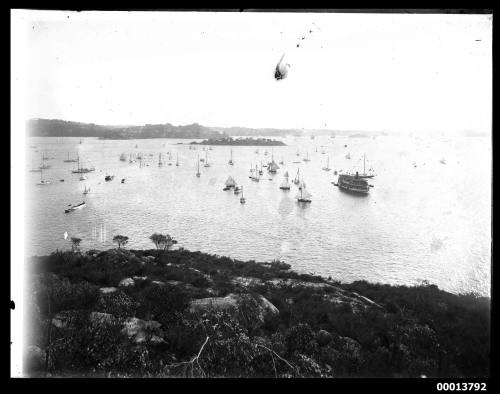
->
26, 134, 491, 296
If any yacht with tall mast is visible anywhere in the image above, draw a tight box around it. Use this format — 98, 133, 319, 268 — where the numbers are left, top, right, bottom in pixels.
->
72, 155, 95, 173
279, 171, 290, 190
296, 180, 312, 202
322, 156, 331, 171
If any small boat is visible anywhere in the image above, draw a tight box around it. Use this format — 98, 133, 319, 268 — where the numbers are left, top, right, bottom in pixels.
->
250, 165, 260, 181
255, 149, 259, 154
105, 175, 114, 181
302, 152, 310, 162
72, 155, 95, 173
203, 152, 210, 167
224, 176, 236, 190
356, 154, 376, 178
228, 149, 234, 165
322, 156, 331, 171
293, 168, 300, 185
440, 158, 446, 165
279, 156, 284, 165
259, 161, 263, 175
36, 169, 51, 185
279, 171, 290, 190
233, 186, 241, 194
121, 178, 125, 183
176, 153, 179, 166
29, 157, 42, 172
196, 155, 201, 177
240, 186, 246, 204
264, 150, 268, 156
296, 180, 312, 203
268, 159, 280, 173
63, 152, 78, 163
119, 153, 127, 161
79, 175, 87, 181
83, 184, 90, 195
79, 139, 82, 144
345, 152, 351, 160
59, 179, 64, 182
65, 201, 86, 213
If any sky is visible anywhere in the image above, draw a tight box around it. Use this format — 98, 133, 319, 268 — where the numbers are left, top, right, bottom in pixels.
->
12, 10, 492, 134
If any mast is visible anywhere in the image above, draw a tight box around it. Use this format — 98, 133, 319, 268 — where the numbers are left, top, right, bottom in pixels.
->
364, 153, 366, 174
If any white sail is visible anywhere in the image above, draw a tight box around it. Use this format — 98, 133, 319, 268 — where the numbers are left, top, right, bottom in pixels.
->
280, 178, 290, 189
225, 176, 236, 187
268, 161, 280, 172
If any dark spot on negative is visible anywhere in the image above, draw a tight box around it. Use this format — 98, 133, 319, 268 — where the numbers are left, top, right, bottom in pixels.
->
11, 300, 15, 310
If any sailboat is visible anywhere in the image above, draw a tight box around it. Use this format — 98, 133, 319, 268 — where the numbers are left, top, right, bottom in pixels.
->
83, 184, 90, 195
203, 151, 210, 167
64, 152, 78, 163
268, 158, 280, 173
119, 153, 127, 161
234, 184, 241, 194
440, 158, 446, 165
228, 149, 234, 165
72, 155, 95, 173
176, 153, 179, 166
322, 156, 331, 171
303, 152, 310, 162
196, 156, 201, 177
259, 161, 263, 175
36, 169, 51, 185
279, 171, 290, 190
293, 168, 300, 185
345, 152, 351, 160
251, 165, 260, 181
240, 186, 246, 204
279, 156, 284, 165
357, 154, 375, 178
158, 153, 164, 166
296, 180, 312, 203
223, 176, 236, 190
29, 157, 42, 172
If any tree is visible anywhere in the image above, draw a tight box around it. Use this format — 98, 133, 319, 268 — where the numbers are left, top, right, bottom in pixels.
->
113, 235, 129, 250
70, 237, 82, 253
149, 233, 178, 252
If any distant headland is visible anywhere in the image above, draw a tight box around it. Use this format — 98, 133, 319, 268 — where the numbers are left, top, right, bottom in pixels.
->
189, 137, 286, 146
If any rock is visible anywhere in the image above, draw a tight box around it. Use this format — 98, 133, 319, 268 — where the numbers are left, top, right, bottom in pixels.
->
24, 345, 45, 373
316, 329, 332, 346
99, 287, 118, 294
118, 278, 135, 287
231, 276, 264, 287
152, 280, 165, 286
89, 311, 117, 325
121, 317, 165, 344
189, 293, 279, 328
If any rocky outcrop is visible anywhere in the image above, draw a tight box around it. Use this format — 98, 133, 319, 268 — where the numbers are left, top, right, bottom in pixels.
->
118, 278, 135, 287
121, 317, 165, 344
189, 293, 279, 328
